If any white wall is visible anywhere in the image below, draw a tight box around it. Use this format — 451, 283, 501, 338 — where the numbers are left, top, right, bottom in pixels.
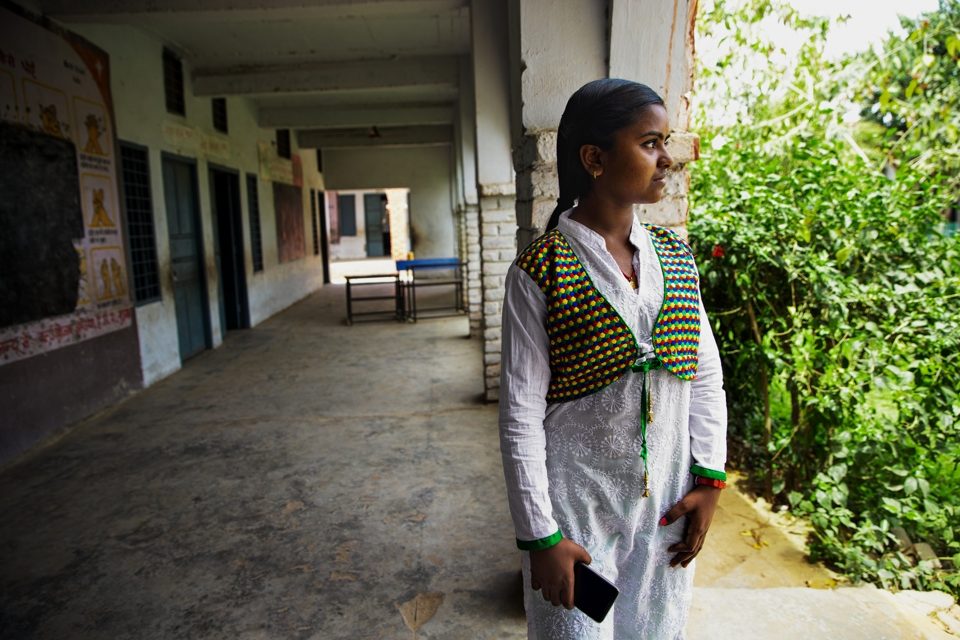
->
323, 145, 455, 259
69, 24, 326, 385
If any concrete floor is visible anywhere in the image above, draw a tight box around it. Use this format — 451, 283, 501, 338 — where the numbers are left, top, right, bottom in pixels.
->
1, 286, 954, 639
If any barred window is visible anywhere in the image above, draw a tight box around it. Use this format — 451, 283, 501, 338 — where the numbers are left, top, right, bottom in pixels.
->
276, 129, 291, 159
163, 48, 185, 116
247, 174, 264, 272
119, 142, 161, 304
212, 98, 227, 133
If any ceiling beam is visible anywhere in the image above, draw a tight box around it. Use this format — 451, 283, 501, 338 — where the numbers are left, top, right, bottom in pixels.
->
40, 0, 468, 22
297, 125, 452, 148
193, 56, 458, 97
259, 105, 453, 129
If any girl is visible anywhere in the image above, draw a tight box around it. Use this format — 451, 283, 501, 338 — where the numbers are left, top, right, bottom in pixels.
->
498, 78, 728, 639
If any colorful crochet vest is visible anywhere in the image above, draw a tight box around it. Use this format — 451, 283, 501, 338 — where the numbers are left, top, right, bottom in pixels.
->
515, 225, 701, 403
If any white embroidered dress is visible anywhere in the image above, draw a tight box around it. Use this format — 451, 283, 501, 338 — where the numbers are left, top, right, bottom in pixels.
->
499, 209, 728, 639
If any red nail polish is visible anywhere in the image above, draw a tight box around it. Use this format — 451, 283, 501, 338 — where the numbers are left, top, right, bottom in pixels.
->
659, 517, 667, 526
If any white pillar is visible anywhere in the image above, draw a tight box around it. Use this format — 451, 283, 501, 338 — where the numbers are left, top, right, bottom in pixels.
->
512, 0, 608, 247
472, 0, 515, 401
457, 57, 482, 333
609, 0, 700, 233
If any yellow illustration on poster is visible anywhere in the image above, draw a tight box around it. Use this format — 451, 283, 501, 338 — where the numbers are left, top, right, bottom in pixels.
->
73, 96, 110, 157
0, 6, 133, 365
90, 246, 127, 302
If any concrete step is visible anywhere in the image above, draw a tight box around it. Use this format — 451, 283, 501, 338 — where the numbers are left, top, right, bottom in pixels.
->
688, 585, 958, 640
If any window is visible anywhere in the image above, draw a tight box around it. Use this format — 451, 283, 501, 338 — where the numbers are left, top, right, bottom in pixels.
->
276, 129, 291, 159
338, 194, 357, 236
162, 48, 185, 116
119, 142, 161, 304
247, 174, 264, 272
211, 98, 227, 133
310, 189, 320, 256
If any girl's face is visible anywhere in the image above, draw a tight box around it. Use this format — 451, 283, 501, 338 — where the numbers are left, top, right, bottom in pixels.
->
591, 104, 673, 205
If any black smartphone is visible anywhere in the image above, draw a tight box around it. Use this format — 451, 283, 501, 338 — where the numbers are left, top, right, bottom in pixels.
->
573, 561, 619, 623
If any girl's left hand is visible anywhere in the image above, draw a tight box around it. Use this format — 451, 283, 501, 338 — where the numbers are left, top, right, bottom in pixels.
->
660, 485, 722, 568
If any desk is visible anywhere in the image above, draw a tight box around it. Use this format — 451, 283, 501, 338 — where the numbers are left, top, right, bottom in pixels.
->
396, 258, 465, 321
344, 273, 403, 325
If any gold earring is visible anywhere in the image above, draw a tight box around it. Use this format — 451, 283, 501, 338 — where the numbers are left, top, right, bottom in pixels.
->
592, 170, 600, 179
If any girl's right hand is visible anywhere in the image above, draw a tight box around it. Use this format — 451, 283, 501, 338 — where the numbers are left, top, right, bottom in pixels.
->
529, 538, 593, 609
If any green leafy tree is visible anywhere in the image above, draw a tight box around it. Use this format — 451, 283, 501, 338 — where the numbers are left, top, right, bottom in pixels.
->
855, 0, 960, 191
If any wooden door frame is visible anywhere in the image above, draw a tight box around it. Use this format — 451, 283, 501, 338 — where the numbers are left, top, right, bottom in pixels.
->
208, 163, 250, 330
317, 190, 331, 284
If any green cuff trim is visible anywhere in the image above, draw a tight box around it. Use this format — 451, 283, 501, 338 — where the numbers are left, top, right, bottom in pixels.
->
516, 529, 563, 551
691, 464, 727, 481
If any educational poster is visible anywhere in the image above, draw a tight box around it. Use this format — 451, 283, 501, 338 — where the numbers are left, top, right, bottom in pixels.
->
0, 6, 132, 365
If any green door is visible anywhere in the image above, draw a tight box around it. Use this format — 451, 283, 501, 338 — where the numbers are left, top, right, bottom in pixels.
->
163, 156, 209, 361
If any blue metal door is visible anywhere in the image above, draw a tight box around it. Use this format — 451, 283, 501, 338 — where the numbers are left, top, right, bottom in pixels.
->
163, 156, 209, 361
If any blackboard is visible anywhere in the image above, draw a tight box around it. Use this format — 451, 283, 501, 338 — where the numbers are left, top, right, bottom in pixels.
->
0, 121, 82, 328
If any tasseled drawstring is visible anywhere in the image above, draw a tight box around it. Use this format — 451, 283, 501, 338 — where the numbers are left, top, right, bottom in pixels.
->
630, 355, 662, 497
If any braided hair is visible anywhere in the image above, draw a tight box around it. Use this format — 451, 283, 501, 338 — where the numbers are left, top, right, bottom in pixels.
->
545, 79, 665, 231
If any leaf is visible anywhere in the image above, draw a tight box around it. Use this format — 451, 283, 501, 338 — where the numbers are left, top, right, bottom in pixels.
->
904, 477, 918, 495
827, 464, 847, 483
947, 35, 960, 58
397, 592, 444, 635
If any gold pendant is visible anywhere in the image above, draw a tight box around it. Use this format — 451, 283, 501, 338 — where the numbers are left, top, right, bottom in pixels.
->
642, 471, 650, 498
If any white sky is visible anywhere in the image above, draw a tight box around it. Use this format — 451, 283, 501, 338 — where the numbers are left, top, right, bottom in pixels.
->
695, 0, 942, 126
789, 0, 940, 58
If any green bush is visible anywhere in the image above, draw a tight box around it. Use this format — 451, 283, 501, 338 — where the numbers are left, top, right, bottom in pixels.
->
690, 131, 960, 595
691, 0, 960, 595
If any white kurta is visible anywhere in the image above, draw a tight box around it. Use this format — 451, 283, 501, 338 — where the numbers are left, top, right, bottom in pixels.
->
498, 209, 728, 639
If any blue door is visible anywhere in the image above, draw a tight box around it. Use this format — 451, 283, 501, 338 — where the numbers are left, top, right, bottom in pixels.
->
363, 193, 387, 257
163, 156, 209, 361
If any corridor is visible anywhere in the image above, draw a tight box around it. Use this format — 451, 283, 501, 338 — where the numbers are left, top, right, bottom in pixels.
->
0, 287, 525, 639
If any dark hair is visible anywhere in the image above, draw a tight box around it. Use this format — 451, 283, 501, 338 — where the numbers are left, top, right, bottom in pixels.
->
545, 78, 665, 231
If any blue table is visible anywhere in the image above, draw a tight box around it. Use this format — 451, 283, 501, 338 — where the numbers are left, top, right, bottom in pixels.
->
396, 258, 465, 321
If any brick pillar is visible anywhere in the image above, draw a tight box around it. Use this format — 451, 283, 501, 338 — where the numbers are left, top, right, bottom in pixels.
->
464, 203, 482, 332
478, 183, 517, 401
515, 129, 559, 247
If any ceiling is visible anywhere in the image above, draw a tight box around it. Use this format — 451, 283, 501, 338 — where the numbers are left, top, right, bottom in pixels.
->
39, 0, 471, 147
